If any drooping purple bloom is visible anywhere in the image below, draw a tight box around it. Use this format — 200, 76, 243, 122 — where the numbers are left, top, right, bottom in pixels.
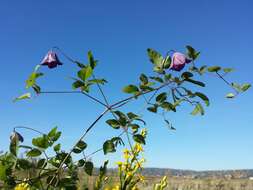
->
10, 131, 24, 143
41, 51, 63, 69
170, 52, 191, 71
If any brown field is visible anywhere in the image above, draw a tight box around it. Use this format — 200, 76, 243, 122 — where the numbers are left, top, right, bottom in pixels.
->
78, 174, 253, 190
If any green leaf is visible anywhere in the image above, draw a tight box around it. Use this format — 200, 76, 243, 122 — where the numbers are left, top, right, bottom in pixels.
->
199, 66, 207, 75
133, 134, 146, 145
223, 68, 234, 73
208, 66, 221, 72
32, 135, 49, 149
186, 45, 200, 60
72, 80, 85, 89
26, 148, 42, 157
0, 163, 8, 181
181, 72, 193, 79
153, 66, 165, 74
88, 51, 97, 69
160, 102, 176, 112
37, 159, 46, 168
103, 140, 116, 155
88, 79, 107, 85
53, 144, 61, 152
48, 127, 57, 137
73, 141, 87, 154
13, 93, 31, 102
111, 137, 124, 147
84, 161, 94, 176
184, 78, 205, 87
231, 83, 242, 92
140, 74, 148, 85
127, 112, 139, 120
78, 159, 85, 167
32, 84, 41, 94
78, 66, 93, 81
156, 92, 167, 103
226, 93, 235, 98
241, 83, 251, 92
191, 103, 204, 116
17, 159, 33, 170
106, 119, 120, 129
163, 56, 171, 69
147, 105, 158, 113
26, 72, 43, 89
77, 140, 87, 149
195, 92, 210, 106
122, 85, 139, 94
147, 48, 163, 65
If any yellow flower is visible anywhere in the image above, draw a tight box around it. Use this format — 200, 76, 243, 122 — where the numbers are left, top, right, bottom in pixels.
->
134, 143, 143, 153
14, 182, 30, 190
132, 186, 140, 190
123, 149, 131, 159
138, 174, 145, 182
140, 128, 147, 137
116, 161, 123, 166
111, 184, 120, 190
126, 171, 133, 179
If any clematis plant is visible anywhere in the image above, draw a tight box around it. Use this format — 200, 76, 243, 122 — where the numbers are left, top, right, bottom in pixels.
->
1, 45, 250, 190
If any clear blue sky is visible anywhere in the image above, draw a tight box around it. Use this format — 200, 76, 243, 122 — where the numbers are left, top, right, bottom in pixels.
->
0, 0, 252, 170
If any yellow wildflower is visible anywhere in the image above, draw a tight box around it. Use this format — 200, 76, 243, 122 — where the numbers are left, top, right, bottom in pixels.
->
134, 143, 143, 153
14, 182, 30, 190
123, 149, 131, 159
111, 184, 120, 190
140, 128, 147, 137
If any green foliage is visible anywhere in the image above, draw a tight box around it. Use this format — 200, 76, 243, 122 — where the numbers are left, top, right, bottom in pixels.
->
123, 84, 139, 94
186, 45, 200, 60
103, 140, 116, 155
133, 134, 146, 145
191, 103, 205, 116
73, 140, 87, 154
84, 161, 94, 176
13, 92, 31, 102
26, 148, 42, 157
208, 66, 221, 72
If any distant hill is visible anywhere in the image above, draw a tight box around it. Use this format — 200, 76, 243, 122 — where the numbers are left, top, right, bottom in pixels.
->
106, 168, 253, 179
139, 168, 253, 179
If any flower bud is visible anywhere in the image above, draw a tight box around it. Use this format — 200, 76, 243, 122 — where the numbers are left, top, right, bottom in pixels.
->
41, 51, 63, 69
10, 131, 24, 143
170, 52, 191, 71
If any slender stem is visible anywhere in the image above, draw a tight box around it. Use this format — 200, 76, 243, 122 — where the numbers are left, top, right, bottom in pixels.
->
40, 91, 108, 108
14, 126, 45, 136
47, 108, 109, 188
85, 130, 126, 159
52, 46, 76, 63
216, 71, 239, 94
92, 74, 110, 106
111, 82, 171, 109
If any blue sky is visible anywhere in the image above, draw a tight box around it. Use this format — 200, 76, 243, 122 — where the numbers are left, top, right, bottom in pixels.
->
0, 0, 252, 170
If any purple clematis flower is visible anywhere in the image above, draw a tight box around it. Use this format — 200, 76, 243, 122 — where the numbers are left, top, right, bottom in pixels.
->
10, 131, 24, 143
41, 51, 63, 69
170, 52, 191, 71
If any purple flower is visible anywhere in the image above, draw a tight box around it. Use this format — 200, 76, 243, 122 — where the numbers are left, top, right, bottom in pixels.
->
170, 52, 191, 71
41, 51, 63, 69
10, 131, 24, 143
